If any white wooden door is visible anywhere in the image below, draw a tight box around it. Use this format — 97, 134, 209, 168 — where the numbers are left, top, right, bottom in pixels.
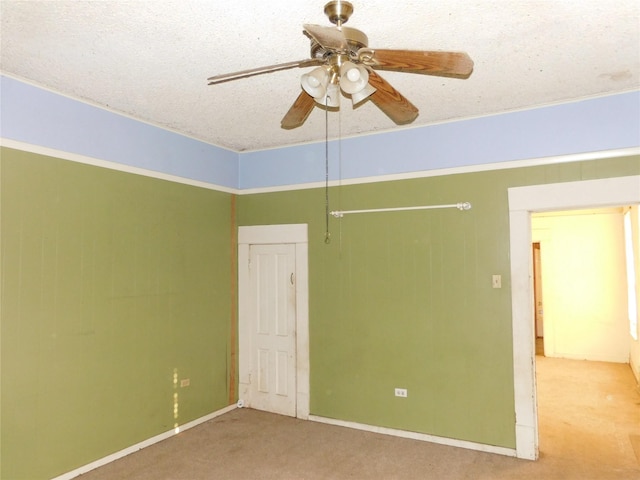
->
249, 243, 297, 417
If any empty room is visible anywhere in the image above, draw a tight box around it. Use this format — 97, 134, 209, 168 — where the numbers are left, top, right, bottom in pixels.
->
1, 1, 639, 479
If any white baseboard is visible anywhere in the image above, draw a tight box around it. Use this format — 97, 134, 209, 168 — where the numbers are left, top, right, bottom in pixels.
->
52, 405, 519, 479
308, 415, 517, 458
52, 404, 237, 480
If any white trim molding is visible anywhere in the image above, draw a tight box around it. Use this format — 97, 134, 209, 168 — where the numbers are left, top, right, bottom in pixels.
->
4, 138, 637, 196
51, 404, 237, 480
237, 224, 310, 420
239, 148, 640, 194
508, 175, 640, 460
308, 415, 517, 458
0, 138, 239, 194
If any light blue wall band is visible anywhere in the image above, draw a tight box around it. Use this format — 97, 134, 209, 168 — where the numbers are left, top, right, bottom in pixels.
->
3, 75, 638, 191
1, 75, 238, 188
238, 91, 640, 189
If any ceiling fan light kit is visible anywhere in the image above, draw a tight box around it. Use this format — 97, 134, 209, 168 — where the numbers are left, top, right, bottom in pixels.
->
207, 1, 474, 129
301, 58, 375, 107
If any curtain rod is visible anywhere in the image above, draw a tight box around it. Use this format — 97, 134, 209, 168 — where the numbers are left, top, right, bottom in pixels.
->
329, 202, 471, 218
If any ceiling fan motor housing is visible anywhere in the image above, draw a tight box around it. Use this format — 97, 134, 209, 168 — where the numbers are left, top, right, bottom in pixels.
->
310, 26, 368, 60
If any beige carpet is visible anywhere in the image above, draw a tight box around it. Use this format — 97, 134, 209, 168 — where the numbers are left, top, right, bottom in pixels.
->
78, 357, 640, 480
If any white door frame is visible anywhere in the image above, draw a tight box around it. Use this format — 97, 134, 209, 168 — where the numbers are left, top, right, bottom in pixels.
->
237, 224, 309, 419
508, 175, 640, 460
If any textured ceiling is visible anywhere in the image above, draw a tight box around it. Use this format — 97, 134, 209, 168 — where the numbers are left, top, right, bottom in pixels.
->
1, 1, 639, 152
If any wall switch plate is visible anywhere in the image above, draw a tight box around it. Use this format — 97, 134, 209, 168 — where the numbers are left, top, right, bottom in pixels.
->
180, 379, 190, 387
394, 388, 408, 398
492, 275, 502, 288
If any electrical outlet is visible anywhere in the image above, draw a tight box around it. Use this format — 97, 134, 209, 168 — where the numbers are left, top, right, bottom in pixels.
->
180, 379, 190, 387
394, 388, 408, 398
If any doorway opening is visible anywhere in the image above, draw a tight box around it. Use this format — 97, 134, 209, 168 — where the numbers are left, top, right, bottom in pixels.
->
507, 174, 640, 460
530, 207, 639, 465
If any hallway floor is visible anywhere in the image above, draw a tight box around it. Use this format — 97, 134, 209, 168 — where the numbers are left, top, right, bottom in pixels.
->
534, 355, 640, 478
77, 357, 640, 480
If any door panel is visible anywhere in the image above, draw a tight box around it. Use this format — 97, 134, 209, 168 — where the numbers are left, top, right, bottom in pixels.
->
249, 244, 296, 416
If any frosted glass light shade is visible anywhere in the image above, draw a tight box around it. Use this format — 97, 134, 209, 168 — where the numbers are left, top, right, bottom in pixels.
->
351, 83, 376, 105
339, 62, 369, 94
314, 83, 340, 107
301, 67, 330, 98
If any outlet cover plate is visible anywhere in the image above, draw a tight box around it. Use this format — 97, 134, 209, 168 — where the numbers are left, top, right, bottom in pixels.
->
394, 388, 408, 397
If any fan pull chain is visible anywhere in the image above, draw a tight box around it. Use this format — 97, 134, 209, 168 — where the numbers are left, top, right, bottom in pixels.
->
337, 102, 343, 253
324, 95, 331, 245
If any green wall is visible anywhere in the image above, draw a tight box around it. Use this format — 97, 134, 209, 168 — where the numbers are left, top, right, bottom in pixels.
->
2, 146, 638, 479
237, 155, 640, 449
1, 148, 233, 479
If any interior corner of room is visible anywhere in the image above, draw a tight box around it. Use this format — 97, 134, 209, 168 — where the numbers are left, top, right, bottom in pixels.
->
1, 3, 640, 477
3, 85, 639, 478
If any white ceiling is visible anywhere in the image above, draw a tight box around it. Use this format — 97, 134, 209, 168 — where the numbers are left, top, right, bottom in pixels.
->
1, 1, 638, 152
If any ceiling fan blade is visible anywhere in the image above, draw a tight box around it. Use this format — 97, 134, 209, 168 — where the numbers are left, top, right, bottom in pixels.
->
360, 49, 474, 79
366, 69, 419, 125
208, 59, 323, 85
281, 91, 316, 129
303, 24, 349, 51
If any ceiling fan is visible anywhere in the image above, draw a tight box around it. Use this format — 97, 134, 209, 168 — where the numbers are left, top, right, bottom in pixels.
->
207, 1, 474, 129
